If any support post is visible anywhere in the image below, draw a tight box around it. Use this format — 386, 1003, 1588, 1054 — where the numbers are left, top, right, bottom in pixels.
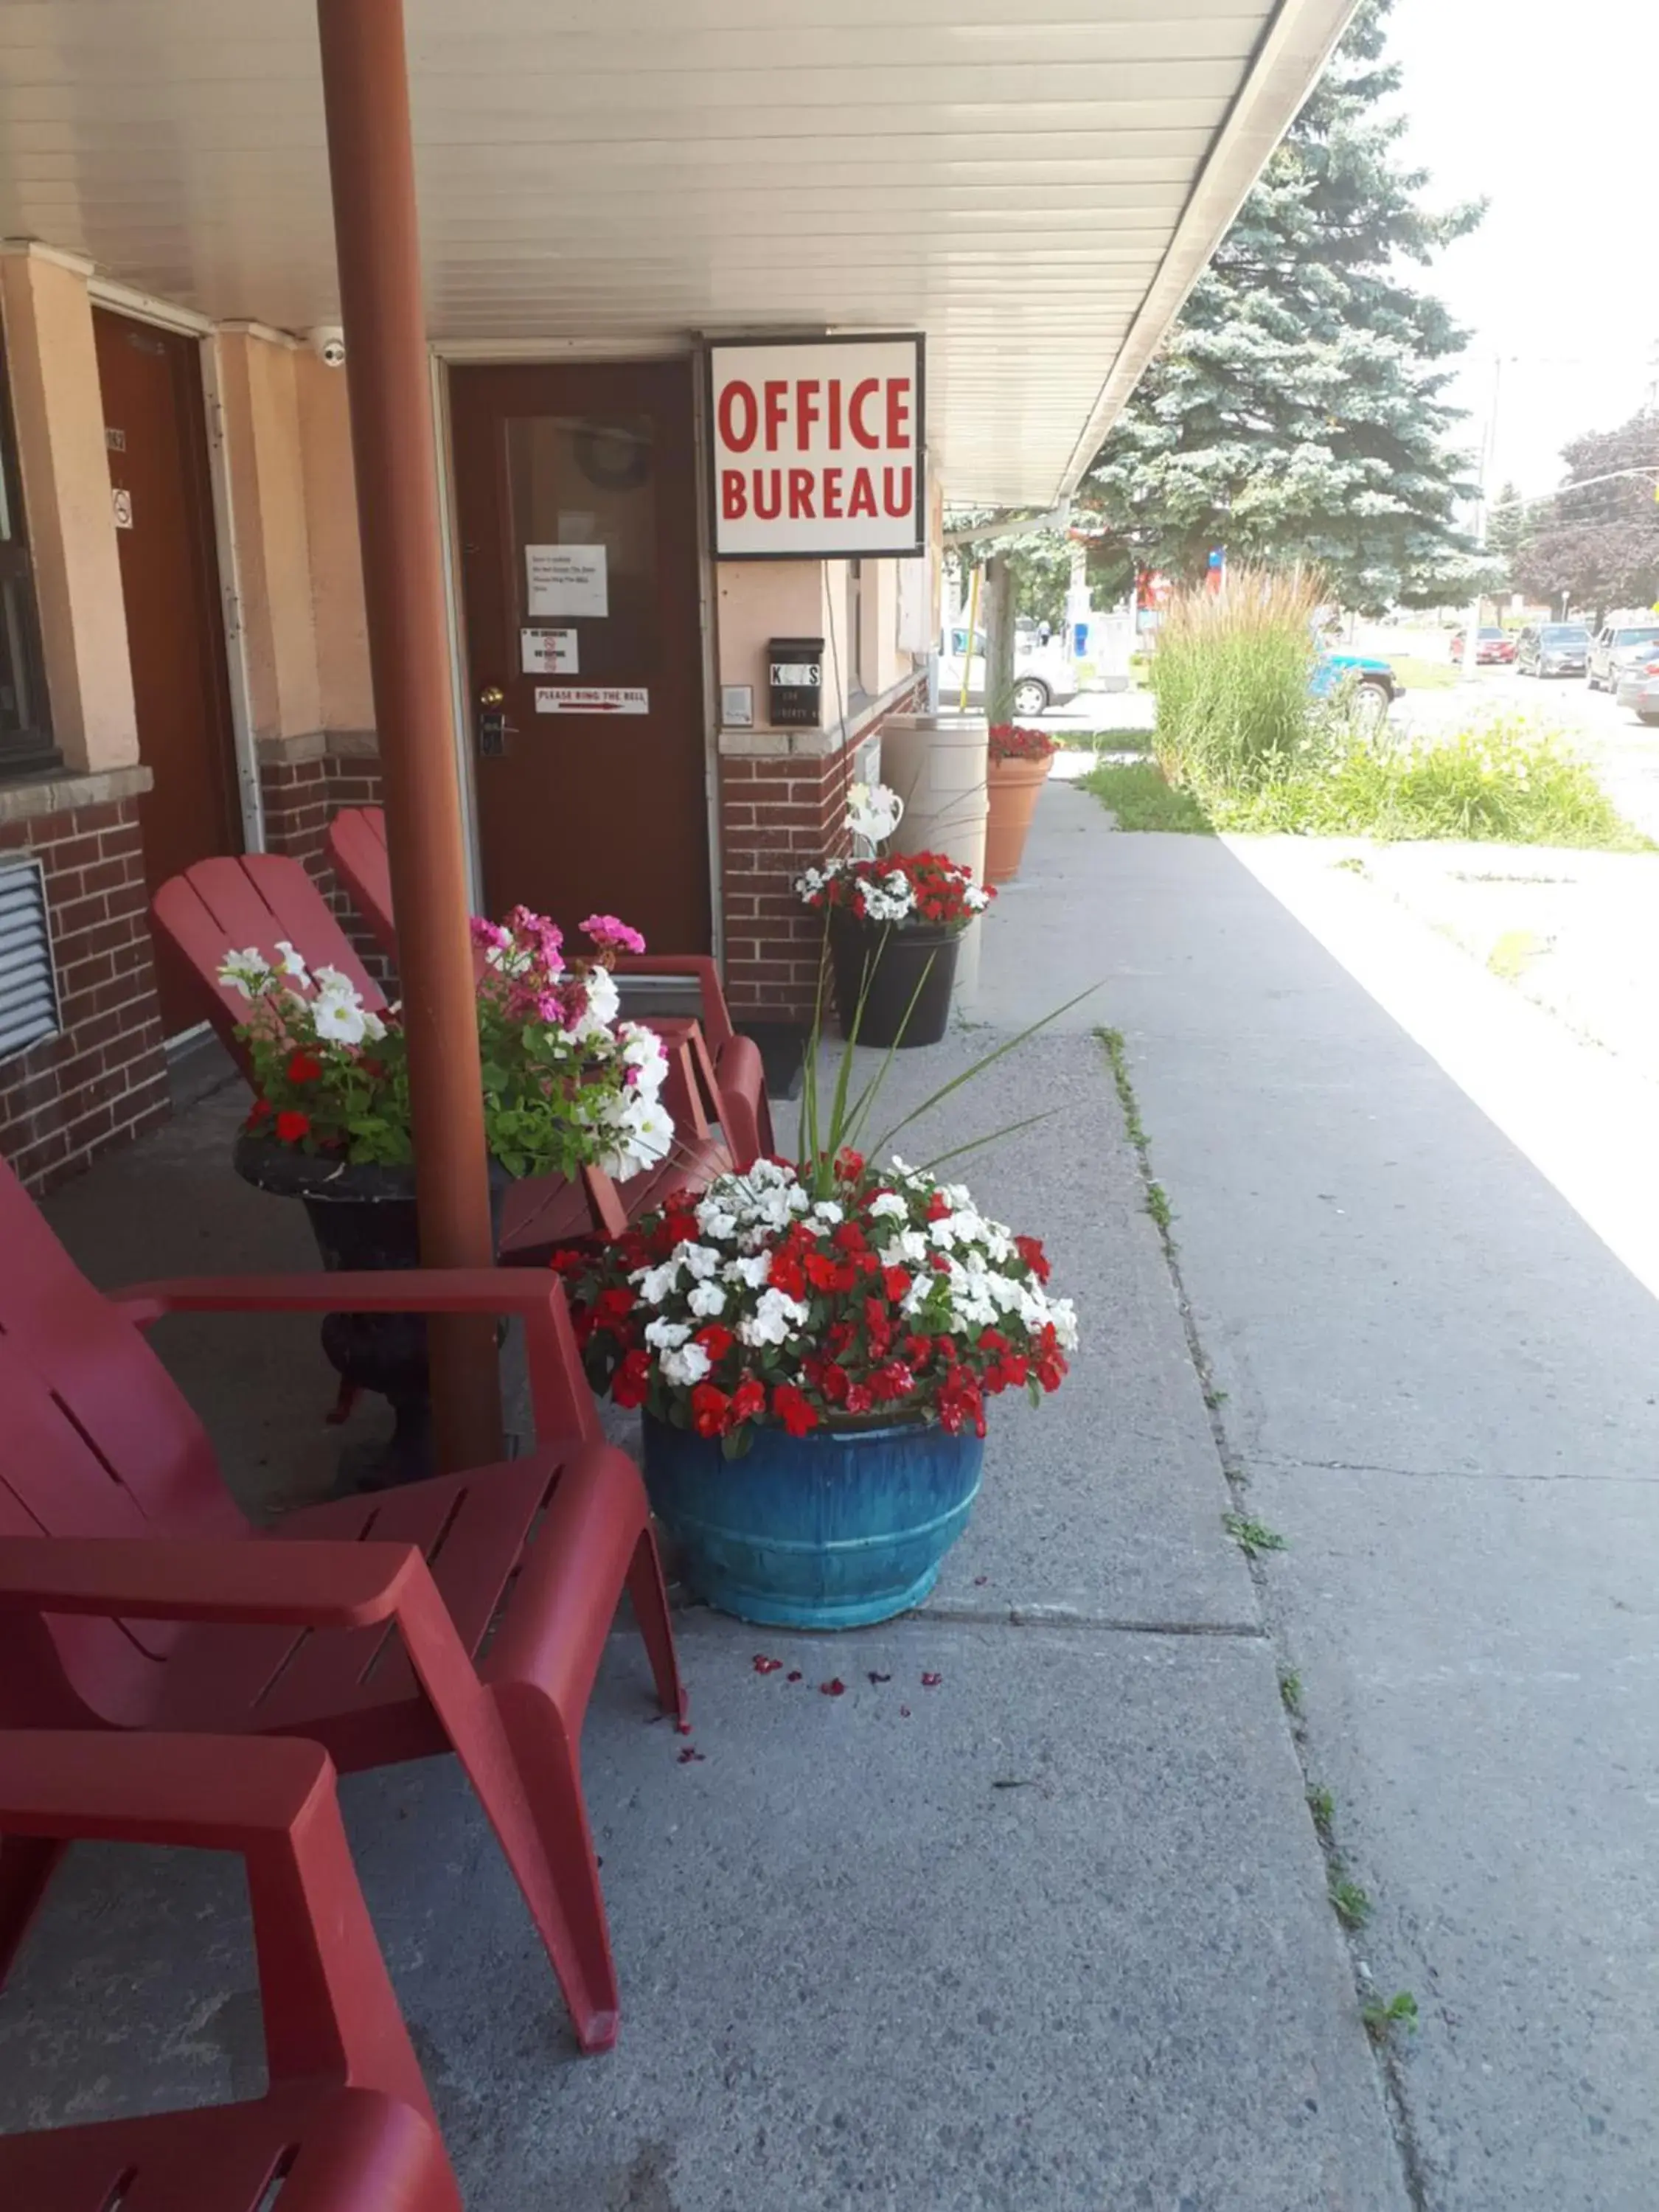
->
315, 0, 501, 1470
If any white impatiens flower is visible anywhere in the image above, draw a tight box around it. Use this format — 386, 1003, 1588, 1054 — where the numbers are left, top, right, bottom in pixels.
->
660, 1340, 712, 1387
879, 1230, 929, 1267
739, 1287, 809, 1348
686, 1279, 728, 1319
634, 1259, 684, 1302
678, 1243, 720, 1280
1047, 1298, 1080, 1352
809, 1200, 844, 1226
695, 1199, 740, 1241
724, 1251, 772, 1290
644, 1318, 692, 1350
869, 1192, 909, 1220
274, 941, 310, 983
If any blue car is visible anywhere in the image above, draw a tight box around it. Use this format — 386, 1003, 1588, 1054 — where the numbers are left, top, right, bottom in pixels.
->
1310, 649, 1401, 706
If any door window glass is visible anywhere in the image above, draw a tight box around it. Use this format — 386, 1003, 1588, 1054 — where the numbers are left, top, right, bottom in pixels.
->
504, 414, 658, 684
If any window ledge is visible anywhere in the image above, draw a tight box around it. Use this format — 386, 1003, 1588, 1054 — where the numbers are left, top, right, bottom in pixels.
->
0, 762, 153, 825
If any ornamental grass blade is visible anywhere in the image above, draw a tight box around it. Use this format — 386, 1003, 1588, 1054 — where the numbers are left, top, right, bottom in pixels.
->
913, 1107, 1061, 1175
868, 983, 1102, 1159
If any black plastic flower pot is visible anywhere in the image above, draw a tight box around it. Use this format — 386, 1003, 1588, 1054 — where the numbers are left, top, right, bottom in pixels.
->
234, 1134, 511, 1489
827, 909, 961, 1049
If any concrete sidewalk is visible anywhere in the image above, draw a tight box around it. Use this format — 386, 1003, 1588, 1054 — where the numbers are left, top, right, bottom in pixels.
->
978, 781, 1659, 2211
0, 876, 1407, 2208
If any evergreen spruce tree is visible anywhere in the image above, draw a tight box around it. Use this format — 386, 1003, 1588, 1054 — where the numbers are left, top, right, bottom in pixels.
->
1083, 0, 1485, 613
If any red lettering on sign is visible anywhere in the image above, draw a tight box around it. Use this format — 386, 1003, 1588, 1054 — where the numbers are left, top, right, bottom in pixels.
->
721, 470, 747, 519
849, 379, 881, 449
848, 468, 877, 517
763, 381, 789, 452
828, 380, 843, 450
718, 381, 757, 453
886, 378, 911, 449
882, 466, 913, 519
796, 380, 821, 446
753, 469, 782, 521
822, 467, 844, 519
787, 469, 815, 518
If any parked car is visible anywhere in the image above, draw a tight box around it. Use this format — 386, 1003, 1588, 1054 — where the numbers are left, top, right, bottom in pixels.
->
1515, 622, 1591, 677
1449, 626, 1516, 665
1614, 654, 1659, 725
1310, 647, 1401, 726
1587, 619, 1659, 691
937, 625, 1079, 716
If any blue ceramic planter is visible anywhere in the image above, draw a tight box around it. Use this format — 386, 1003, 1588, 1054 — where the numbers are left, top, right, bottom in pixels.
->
641, 1413, 984, 1630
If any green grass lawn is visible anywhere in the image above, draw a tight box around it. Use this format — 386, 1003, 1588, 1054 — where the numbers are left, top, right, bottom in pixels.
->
1385, 654, 1458, 691
1078, 761, 1214, 832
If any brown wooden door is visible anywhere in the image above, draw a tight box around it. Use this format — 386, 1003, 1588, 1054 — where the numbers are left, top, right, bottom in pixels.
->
94, 308, 240, 1037
450, 358, 711, 949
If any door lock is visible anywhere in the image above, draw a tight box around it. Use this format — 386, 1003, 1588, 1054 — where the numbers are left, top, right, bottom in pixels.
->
476, 685, 512, 757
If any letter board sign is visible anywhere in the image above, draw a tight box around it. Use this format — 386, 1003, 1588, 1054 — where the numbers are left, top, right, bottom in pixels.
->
707, 335, 925, 560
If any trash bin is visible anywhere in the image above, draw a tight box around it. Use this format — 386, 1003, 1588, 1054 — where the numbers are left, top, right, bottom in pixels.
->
878, 714, 990, 998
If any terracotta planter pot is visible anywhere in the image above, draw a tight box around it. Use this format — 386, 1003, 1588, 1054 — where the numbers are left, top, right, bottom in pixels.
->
984, 752, 1053, 883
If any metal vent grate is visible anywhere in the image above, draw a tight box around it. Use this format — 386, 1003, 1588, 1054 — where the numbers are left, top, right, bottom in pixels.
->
0, 858, 61, 1064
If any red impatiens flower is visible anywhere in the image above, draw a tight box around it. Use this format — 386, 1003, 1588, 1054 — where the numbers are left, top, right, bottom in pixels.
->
772, 1382, 818, 1436
611, 1346, 652, 1408
729, 1375, 766, 1424
695, 1323, 735, 1361
1015, 1234, 1052, 1283
274, 1109, 311, 1144
882, 1265, 911, 1304
690, 1382, 731, 1438
247, 1097, 272, 1125
594, 1285, 637, 1330
834, 1147, 865, 1181
286, 1049, 323, 1084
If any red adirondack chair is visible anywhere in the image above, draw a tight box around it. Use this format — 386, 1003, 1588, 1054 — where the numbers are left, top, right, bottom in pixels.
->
0, 1731, 462, 2209
327, 805, 773, 1166
150, 849, 727, 1258
0, 1150, 686, 2054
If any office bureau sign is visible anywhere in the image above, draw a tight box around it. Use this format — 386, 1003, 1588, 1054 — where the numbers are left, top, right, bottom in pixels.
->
707, 335, 925, 559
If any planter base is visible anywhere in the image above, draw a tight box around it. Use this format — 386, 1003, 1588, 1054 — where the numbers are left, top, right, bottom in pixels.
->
643, 1412, 982, 1630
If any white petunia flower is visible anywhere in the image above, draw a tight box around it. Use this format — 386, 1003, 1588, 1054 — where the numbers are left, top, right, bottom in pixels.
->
218, 948, 274, 999
313, 995, 368, 1045
661, 1340, 712, 1387
274, 941, 310, 982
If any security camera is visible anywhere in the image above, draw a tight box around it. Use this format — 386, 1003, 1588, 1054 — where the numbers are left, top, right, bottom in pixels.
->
309, 325, 347, 368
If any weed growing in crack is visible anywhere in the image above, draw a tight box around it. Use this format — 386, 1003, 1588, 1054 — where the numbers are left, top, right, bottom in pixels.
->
1307, 1785, 1335, 1838
1222, 1512, 1287, 1559
1362, 1990, 1419, 2042
1279, 1671, 1304, 1717
1329, 1877, 1372, 1930
1145, 1180, 1172, 1234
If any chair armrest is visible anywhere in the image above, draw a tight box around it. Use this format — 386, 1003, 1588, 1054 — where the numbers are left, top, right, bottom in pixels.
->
0, 1730, 334, 1846
0, 1535, 421, 1630
114, 1268, 601, 1447
613, 953, 735, 1048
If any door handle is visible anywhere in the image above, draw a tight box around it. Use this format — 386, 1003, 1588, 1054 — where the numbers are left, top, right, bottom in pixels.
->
476, 686, 513, 757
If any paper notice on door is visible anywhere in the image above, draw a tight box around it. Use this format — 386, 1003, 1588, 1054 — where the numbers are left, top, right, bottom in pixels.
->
535, 686, 648, 716
520, 627, 578, 675
526, 543, 607, 619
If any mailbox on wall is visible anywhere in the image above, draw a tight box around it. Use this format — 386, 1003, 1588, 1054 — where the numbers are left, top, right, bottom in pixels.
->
768, 637, 824, 728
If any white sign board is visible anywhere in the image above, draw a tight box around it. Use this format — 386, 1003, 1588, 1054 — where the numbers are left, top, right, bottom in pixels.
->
535, 686, 649, 716
521, 627, 578, 675
526, 543, 608, 618
708, 335, 925, 559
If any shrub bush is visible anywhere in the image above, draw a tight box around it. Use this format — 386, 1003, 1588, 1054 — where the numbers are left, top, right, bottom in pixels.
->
1150, 566, 1322, 793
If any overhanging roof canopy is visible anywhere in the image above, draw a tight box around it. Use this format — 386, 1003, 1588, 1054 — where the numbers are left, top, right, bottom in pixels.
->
0, 0, 1354, 505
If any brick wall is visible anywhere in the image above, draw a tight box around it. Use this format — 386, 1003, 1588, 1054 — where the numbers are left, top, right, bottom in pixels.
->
258, 744, 389, 984
720, 680, 925, 1023
0, 796, 169, 1191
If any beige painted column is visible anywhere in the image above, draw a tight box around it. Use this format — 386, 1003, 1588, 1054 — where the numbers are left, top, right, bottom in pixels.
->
294, 348, 372, 737
214, 325, 322, 743
0, 243, 138, 773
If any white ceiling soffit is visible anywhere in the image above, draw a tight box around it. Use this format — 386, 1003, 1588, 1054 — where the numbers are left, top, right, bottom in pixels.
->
0, 0, 1357, 506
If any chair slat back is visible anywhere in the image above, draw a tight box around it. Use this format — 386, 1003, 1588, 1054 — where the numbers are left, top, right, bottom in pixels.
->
153, 855, 387, 1077
326, 807, 397, 964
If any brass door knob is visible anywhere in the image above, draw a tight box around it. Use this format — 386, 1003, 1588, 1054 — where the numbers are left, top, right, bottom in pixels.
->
478, 684, 504, 706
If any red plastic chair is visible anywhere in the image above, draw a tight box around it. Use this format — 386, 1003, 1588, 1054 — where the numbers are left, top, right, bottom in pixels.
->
0, 1150, 686, 2053
0, 1731, 462, 2210
150, 849, 728, 1258
327, 805, 773, 1166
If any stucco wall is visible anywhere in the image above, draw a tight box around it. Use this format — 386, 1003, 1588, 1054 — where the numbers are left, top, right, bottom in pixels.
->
0, 248, 139, 774
295, 349, 372, 734
215, 327, 321, 743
